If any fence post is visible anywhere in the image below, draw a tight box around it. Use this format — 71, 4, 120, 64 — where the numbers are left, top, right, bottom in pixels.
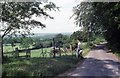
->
26, 49, 31, 57
53, 38, 56, 58
15, 47, 19, 58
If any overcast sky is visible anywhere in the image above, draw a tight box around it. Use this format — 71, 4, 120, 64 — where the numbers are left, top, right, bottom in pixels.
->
31, 0, 82, 33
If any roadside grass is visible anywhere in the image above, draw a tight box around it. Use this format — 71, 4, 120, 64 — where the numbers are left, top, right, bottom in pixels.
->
92, 36, 106, 45
81, 42, 91, 56
3, 55, 80, 76
3, 42, 93, 77
81, 36, 106, 57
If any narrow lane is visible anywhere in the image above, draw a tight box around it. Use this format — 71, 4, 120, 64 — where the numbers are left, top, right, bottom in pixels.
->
59, 44, 120, 76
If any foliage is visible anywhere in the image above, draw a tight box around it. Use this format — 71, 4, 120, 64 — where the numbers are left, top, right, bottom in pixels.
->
72, 2, 102, 42
4, 36, 20, 44
72, 2, 120, 51
42, 41, 52, 48
0, 1, 59, 59
92, 36, 105, 45
54, 34, 64, 47
80, 42, 91, 56
1, 1, 59, 37
54, 34, 69, 48
20, 37, 33, 49
32, 38, 42, 49
70, 30, 87, 42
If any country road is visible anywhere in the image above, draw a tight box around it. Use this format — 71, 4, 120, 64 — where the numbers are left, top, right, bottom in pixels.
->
58, 43, 120, 77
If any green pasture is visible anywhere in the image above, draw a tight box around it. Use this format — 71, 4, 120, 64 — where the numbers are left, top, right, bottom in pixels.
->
3, 44, 33, 53
3, 44, 74, 58
2, 42, 91, 76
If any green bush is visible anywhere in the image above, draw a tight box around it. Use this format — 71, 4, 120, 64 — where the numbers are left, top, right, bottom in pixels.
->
93, 36, 106, 45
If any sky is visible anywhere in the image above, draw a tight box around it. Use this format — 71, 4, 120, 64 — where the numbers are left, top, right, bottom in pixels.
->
31, 0, 82, 33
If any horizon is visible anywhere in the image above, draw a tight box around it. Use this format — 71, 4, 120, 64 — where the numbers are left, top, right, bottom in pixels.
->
33, 32, 73, 34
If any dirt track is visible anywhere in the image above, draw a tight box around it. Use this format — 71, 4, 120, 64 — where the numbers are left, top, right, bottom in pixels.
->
59, 43, 120, 77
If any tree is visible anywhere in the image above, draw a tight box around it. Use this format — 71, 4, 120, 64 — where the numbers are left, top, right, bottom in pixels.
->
0, 1, 59, 60
20, 37, 33, 49
70, 30, 88, 42
72, 2, 120, 51
93, 2, 120, 51
54, 34, 66, 48
55, 34, 63, 47
72, 2, 103, 42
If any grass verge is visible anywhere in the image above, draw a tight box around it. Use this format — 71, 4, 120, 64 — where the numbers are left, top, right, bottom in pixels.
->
81, 42, 91, 56
3, 55, 81, 77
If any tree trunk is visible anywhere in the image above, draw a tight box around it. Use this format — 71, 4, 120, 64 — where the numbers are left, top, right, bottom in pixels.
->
41, 47, 44, 57
0, 37, 3, 63
59, 47, 61, 56
53, 38, 55, 58
53, 47, 55, 58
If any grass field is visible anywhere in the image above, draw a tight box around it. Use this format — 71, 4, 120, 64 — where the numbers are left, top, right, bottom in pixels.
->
3, 42, 90, 58
3, 43, 90, 76
3, 44, 33, 53
3, 44, 19, 53
3, 44, 52, 57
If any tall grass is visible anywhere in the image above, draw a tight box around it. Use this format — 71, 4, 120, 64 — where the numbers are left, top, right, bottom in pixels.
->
81, 42, 91, 56
3, 55, 80, 76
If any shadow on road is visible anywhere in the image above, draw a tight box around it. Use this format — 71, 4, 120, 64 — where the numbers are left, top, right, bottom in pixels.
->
57, 43, 120, 78
80, 57, 120, 75
58, 57, 120, 77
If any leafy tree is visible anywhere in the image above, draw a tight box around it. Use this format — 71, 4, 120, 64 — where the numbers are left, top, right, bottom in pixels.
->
0, 1, 58, 59
32, 38, 41, 49
92, 2, 120, 51
72, 2, 103, 42
70, 30, 88, 42
54, 34, 64, 48
72, 2, 120, 52
54, 34, 69, 48
43, 41, 52, 48
20, 37, 33, 49
3, 36, 21, 44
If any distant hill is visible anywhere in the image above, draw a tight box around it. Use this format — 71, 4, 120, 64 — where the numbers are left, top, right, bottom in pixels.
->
5, 32, 72, 39
30, 32, 72, 39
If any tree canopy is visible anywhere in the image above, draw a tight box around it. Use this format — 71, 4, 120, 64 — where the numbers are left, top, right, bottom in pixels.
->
72, 2, 120, 51
0, 1, 59, 38
0, 1, 59, 59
